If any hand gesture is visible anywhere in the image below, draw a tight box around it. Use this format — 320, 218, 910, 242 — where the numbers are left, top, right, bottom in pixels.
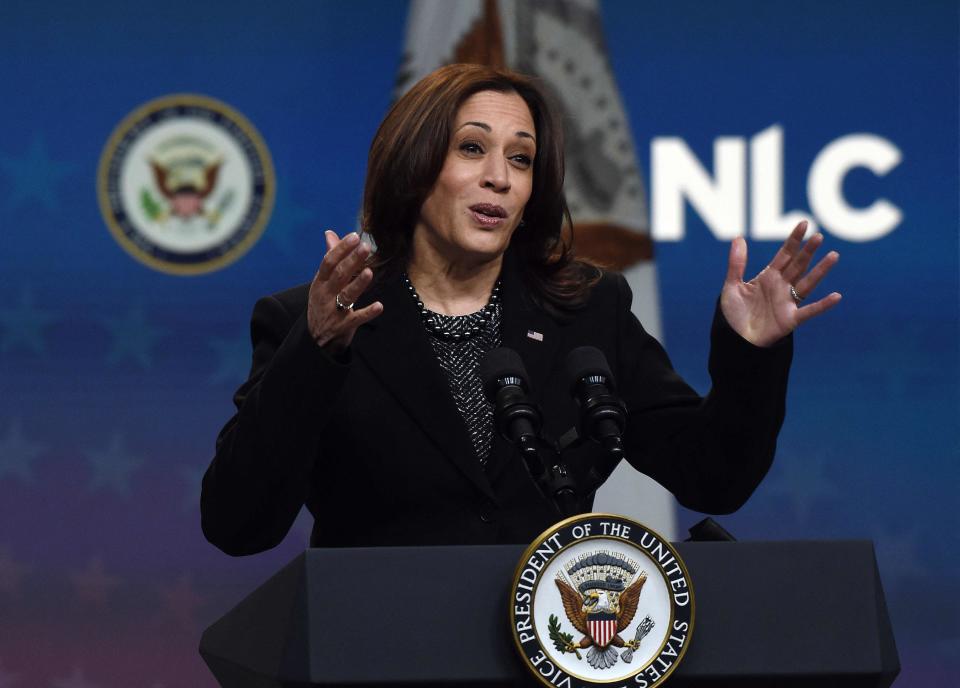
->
307, 231, 383, 354
720, 221, 841, 347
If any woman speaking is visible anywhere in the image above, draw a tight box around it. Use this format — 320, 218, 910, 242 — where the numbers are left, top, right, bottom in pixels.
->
201, 64, 840, 555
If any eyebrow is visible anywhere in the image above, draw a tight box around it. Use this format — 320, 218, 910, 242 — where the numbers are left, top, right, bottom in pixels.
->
458, 121, 536, 143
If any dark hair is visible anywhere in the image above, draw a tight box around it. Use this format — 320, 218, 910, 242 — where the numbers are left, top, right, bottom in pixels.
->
361, 63, 599, 313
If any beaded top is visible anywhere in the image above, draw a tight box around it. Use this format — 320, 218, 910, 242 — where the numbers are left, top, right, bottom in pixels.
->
403, 275, 501, 466
403, 274, 500, 342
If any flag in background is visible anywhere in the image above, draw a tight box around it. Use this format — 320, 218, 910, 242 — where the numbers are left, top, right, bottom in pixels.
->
395, 0, 675, 537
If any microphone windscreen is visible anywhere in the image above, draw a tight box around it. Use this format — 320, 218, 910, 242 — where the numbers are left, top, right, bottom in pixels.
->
564, 346, 615, 393
479, 347, 529, 400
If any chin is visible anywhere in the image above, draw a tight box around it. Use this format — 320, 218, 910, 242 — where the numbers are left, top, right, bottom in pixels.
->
460, 220, 517, 252
456, 232, 511, 262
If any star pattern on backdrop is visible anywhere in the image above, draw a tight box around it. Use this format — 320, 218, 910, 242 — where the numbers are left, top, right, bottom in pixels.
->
84, 434, 143, 498
69, 557, 122, 606
0, 6, 949, 688
0, 135, 75, 212
49, 667, 100, 688
762, 450, 841, 522
207, 336, 250, 386
103, 307, 166, 370
0, 547, 31, 598
0, 418, 45, 484
264, 179, 317, 256
0, 288, 58, 355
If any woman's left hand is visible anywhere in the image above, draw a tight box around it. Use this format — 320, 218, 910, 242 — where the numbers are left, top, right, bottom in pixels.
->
720, 221, 842, 347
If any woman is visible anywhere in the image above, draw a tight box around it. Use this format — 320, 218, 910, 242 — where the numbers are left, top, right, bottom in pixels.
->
201, 64, 839, 556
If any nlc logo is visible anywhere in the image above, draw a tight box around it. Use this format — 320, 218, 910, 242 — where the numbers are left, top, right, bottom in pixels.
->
651, 125, 901, 242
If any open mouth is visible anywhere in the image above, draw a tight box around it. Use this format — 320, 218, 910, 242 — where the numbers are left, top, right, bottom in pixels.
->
470, 203, 508, 227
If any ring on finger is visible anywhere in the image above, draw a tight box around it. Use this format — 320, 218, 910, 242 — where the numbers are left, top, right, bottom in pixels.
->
335, 293, 354, 311
789, 285, 804, 305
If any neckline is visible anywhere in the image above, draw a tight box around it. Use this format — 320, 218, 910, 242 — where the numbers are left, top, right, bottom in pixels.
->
402, 273, 501, 342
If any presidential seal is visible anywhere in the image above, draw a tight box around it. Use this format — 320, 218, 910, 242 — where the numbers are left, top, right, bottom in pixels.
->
97, 94, 275, 275
510, 514, 694, 688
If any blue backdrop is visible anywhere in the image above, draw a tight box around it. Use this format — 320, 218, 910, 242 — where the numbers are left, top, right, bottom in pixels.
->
0, 1, 956, 686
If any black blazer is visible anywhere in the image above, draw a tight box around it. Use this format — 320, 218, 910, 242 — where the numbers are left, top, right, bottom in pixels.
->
201, 256, 792, 555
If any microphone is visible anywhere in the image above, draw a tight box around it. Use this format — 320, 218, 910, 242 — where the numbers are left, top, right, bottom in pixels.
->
480, 347, 580, 517
479, 347, 544, 478
564, 346, 627, 462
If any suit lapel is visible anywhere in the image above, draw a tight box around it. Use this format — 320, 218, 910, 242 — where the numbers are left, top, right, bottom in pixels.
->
352, 273, 496, 500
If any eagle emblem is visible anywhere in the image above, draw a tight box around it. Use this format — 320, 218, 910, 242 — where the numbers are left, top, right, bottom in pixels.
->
551, 551, 655, 670
98, 94, 274, 275
510, 515, 693, 687
141, 135, 232, 227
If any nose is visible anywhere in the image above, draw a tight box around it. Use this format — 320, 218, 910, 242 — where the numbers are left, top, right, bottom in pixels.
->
481, 154, 511, 193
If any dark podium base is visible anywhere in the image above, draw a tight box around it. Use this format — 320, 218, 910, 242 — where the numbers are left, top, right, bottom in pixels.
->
200, 541, 899, 687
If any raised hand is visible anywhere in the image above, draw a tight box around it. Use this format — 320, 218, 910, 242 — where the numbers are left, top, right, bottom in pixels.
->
307, 231, 383, 354
720, 221, 841, 347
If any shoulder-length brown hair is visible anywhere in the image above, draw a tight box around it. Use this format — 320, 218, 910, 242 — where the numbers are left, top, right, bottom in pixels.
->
361, 63, 598, 313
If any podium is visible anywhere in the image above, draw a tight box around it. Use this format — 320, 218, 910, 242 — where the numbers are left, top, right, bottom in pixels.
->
200, 541, 899, 687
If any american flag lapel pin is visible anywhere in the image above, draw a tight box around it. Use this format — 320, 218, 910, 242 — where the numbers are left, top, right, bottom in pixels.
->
526, 330, 544, 342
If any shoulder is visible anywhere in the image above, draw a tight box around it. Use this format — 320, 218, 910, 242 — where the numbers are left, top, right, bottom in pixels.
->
522, 257, 626, 323
593, 270, 628, 298
253, 283, 310, 319
247, 283, 311, 341
265, 282, 310, 311
541, 269, 630, 336
580, 269, 630, 314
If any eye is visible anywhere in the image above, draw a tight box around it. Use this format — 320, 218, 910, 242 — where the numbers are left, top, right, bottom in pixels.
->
459, 140, 484, 155
510, 153, 533, 169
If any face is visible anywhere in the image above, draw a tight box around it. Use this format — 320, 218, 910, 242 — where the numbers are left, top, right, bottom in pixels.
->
414, 90, 536, 266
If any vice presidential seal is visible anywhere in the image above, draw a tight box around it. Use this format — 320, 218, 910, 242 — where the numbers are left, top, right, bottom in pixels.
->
510, 514, 694, 687
97, 94, 274, 275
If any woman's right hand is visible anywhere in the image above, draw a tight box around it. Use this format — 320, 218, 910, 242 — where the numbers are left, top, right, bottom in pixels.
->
307, 231, 383, 354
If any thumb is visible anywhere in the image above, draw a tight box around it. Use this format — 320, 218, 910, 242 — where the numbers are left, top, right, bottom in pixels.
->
725, 237, 747, 286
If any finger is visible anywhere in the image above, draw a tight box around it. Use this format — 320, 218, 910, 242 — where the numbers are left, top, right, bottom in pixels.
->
795, 292, 842, 325
325, 230, 340, 253
794, 250, 839, 297
316, 231, 341, 281
316, 231, 360, 281
337, 267, 374, 306
725, 237, 747, 286
329, 240, 372, 291
769, 221, 808, 271
346, 300, 384, 328
782, 232, 824, 284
